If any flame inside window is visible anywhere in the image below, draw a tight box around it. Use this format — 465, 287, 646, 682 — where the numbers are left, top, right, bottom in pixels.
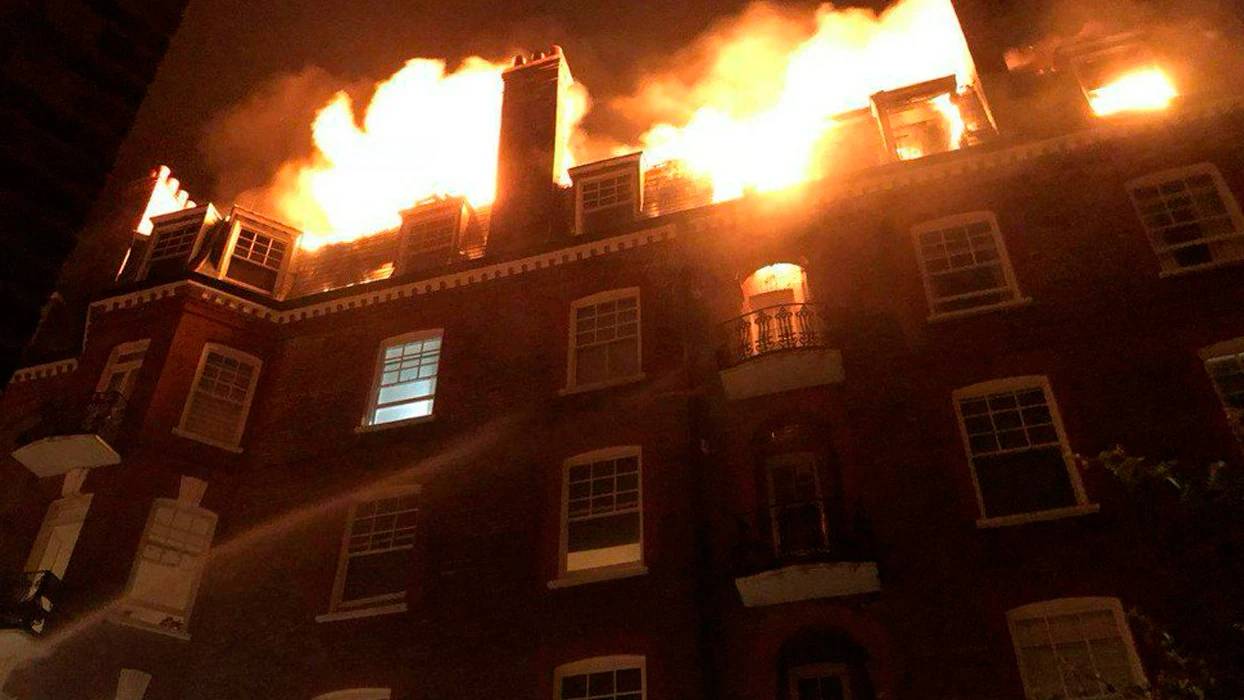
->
1088, 67, 1177, 116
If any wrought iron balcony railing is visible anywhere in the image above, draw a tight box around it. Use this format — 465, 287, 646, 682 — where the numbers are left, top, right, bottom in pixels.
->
734, 499, 876, 576
17, 391, 127, 448
720, 303, 826, 368
0, 570, 60, 636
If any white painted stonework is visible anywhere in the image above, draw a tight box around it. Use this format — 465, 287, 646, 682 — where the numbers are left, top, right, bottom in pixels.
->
735, 561, 880, 607
719, 348, 844, 401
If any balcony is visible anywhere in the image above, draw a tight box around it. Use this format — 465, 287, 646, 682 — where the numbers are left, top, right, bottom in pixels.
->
11, 392, 126, 477
717, 303, 844, 400
733, 500, 880, 607
0, 571, 59, 636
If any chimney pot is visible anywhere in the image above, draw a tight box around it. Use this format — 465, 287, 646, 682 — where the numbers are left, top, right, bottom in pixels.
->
534, 51, 546, 60
513, 55, 526, 67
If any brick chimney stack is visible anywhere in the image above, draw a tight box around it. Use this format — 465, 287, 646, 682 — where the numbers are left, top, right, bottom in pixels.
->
489, 46, 573, 257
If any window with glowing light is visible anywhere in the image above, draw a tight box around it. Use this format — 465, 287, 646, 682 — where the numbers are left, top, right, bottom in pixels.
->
365, 331, 442, 427
953, 377, 1093, 524
1128, 163, 1244, 274
556, 656, 645, 700
871, 76, 968, 162
327, 485, 419, 615
1007, 598, 1146, 699
567, 289, 642, 391
560, 447, 643, 577
913, 213, 1023, 317
1069, 41, 1177, 117
175, 344, 261, 451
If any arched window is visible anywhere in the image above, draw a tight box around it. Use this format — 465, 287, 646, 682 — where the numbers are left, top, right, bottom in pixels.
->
555, 655, 645, 700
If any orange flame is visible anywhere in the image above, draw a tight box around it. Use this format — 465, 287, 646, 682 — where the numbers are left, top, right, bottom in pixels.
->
634, 0, 976, 201
258, 0, 974, 248
1088, 67, 1177, 116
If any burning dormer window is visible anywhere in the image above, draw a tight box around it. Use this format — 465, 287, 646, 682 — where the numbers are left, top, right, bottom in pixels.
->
139, 205, 221, 282
570, 153, 643, 236
1064, 38, 1177, 117
871, 76, 974, 163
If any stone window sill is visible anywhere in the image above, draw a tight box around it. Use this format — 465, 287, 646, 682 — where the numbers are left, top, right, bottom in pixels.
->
559, 373, 646, 397
354, 415, 435, 434
976, 503, 1100, 529
171, 427, 243, 453
927, 296, 1033, 323
547, 563, 649, 589
316, 602, 408, 623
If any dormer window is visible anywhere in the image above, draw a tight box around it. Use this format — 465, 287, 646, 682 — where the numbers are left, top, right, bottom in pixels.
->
1062, 36, 1177, 117
221, 208, 299, 296
570, 153, 643, 236
139, 205, 221, 281
872, 76, 970, 162
397, 197, 468, 272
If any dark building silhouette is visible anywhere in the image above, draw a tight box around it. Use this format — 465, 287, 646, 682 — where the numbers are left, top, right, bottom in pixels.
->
1, 2, 1243, 699
0, 1, 192, 381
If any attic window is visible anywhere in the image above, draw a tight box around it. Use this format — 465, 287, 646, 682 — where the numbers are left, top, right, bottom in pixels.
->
221, 208, 300, 296
872, 76, 967, 162
571, 154, 643, 236
226, 229, 288, 293
140, 205, 221, 281
1069, 41, 1177, 117
398, 198, 468, 271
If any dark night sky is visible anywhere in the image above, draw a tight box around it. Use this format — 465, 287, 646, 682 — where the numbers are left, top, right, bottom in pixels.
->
108, 0, 898, 202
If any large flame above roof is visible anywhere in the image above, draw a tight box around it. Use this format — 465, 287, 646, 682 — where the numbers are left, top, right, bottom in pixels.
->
634, 0, 975, 201
257, 0, 974, 249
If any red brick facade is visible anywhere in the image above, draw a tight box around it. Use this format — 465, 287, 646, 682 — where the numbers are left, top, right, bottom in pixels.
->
2, 10, 1244, 700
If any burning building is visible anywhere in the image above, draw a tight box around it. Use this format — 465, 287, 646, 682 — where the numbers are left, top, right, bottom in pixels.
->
2, 1, 1244, 698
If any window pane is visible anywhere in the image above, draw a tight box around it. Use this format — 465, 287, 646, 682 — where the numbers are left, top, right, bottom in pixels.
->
975, 446, 1076, 517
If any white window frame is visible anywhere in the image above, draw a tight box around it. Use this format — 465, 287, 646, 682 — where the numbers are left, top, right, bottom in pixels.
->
25, 493, 93, 580
789, 663, 854, 700
1199, 337, 1244, 441
554, 655, 646, 700
137, 207, 217, 280
562, 288, 644, 395
97, 339, 151, 397
313, 690, 392, 700
1127, 163, 1244, 276
550, 446, 647, 589
116, 497, 217, 639
115, 669, 152, 700
318, 483, 420, 623
953, 376, 1098, 528
173, 343, 262, 452
912, 212, 1031, 321
217, 213, 299, 297
1007, 597, 1147, 699
358, 329, 443, 432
